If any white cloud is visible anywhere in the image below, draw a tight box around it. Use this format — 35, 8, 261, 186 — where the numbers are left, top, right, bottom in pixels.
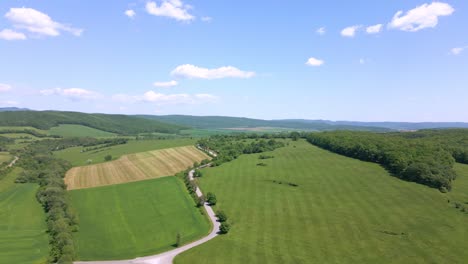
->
366, 24, 383, 34
5, 7, 83, 37
125, 9, 136, 18
0, 29, 26, 40
341, 25, 361, 37
306, 57, 324, 67
316, 27, 326, 35
389, 2, 454, 32
201, 16, 212, 22
40, 88, 99, 101
146, 0, 194, 21
153, 80, 178, 87
0, 100, 19, 106
0, 83, 12, 92
451, 46, 468, 55
171, 64, 255, 79
359, 58, 365, 64
112, 91, 218, 105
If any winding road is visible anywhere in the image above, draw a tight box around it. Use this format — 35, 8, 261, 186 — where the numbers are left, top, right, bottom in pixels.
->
75, 166, 220, 264
7, 156, 18, 168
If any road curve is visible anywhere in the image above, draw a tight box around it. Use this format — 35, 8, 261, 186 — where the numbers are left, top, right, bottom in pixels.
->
74, 167, 220, 264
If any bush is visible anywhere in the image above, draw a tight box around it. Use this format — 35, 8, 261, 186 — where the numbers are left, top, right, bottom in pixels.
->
206, 192, 217, 205
216, 210, 228, 222
104, 155, 112, 161
219, 222, 230, 234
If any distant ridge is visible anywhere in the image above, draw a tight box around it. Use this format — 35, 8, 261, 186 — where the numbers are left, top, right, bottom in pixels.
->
139, 115, 468, 131
0, 107, 30, 112
0, 111, 187, 135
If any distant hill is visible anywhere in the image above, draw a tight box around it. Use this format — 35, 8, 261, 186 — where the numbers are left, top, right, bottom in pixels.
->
0, 107, 30, 112
282, 119, 468, 131
0, 111, 187, 135
138, 115, 391, 132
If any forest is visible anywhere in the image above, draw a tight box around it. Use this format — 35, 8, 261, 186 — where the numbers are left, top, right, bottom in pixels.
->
306, 129, 468, 191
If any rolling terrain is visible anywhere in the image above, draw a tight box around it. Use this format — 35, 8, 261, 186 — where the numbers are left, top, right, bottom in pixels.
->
65, 145, 210, 190
176, 140, 468, 264
0, 111, 187, 135
71, 176, 210, 260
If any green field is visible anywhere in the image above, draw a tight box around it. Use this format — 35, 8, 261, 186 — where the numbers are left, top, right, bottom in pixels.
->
0, 168, 49, 264
55, 138, 197, 166
176, 140, 468, 264
71, 176, 210, 260
48, 124, 117, 138
0, 152, 11, 164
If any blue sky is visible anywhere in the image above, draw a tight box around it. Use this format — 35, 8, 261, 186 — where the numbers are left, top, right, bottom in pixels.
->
0, 0, 467, 121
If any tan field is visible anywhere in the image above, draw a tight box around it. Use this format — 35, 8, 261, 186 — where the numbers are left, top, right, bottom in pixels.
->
65, 146, 210, 190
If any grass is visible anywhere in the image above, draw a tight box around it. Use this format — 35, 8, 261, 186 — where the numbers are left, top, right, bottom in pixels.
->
0, 168, 49, 264
0, 152, 11, 164
71, 176, 210, 261
176, 139, 468, 264
54, 138, 197, 166
65, 145, 210, 190
48, 124, 117, 138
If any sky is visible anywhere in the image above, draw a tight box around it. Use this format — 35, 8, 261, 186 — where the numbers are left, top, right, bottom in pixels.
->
0, 0, 467, 122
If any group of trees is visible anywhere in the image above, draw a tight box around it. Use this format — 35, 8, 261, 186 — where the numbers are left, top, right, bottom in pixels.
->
198, 134, 285, 166
0, 128, 54, 138
0, 111, 186, 135
15, 140, 78, 263
306, 130, 466, 191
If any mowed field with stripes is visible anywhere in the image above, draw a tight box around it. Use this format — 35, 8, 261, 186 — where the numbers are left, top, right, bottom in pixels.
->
65, 146, 210, 190
176, 140, 468, 264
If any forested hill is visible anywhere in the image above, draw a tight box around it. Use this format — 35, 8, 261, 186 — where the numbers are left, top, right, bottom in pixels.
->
0, 111, 187, 135
138, 115, 390, 132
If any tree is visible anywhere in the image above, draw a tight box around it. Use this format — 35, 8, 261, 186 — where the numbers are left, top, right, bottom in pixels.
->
220, 222, 230, 234
206, 192, 217, 205
176, 232, 182, 247
194, 169, 203, 178
196, 195, 205, 207
216, 210, 228, 222
104, 155, 112, 161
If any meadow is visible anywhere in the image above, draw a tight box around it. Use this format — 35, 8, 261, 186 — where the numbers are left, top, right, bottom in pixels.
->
176, 140, 468, 264
65, 145, 210, 190
55, 138, 197, 166
71, 176, 210, 260
0, 152, 11, 164
0, 168, 49, 264
48, 124, 116, 138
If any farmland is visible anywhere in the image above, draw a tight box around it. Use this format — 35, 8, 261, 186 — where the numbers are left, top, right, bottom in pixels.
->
176, 140, 468, 264
55, 138, 197, 166
71, 176, 210, 260
48, 124, 116, 138
0, 168, 49, 264
65, 145, 210, 190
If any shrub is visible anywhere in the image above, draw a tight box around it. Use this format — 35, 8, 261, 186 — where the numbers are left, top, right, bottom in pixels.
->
220, 222, 231, 234
206, 192, 217, 205
216, 210, 228, 222
104, 154, 112, 161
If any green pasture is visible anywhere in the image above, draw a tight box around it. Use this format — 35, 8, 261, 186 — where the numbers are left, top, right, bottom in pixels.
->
48, 124, 117, 138
71, 176, 210, 260
176, 140, 468, 264
0, 168, 49, 264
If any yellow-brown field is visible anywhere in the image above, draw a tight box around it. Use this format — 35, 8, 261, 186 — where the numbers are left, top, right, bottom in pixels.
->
65, 146, 209, 190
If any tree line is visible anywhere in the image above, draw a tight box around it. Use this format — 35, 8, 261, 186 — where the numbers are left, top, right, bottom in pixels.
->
306, 130, 468, 191
15, 139, 78, 263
